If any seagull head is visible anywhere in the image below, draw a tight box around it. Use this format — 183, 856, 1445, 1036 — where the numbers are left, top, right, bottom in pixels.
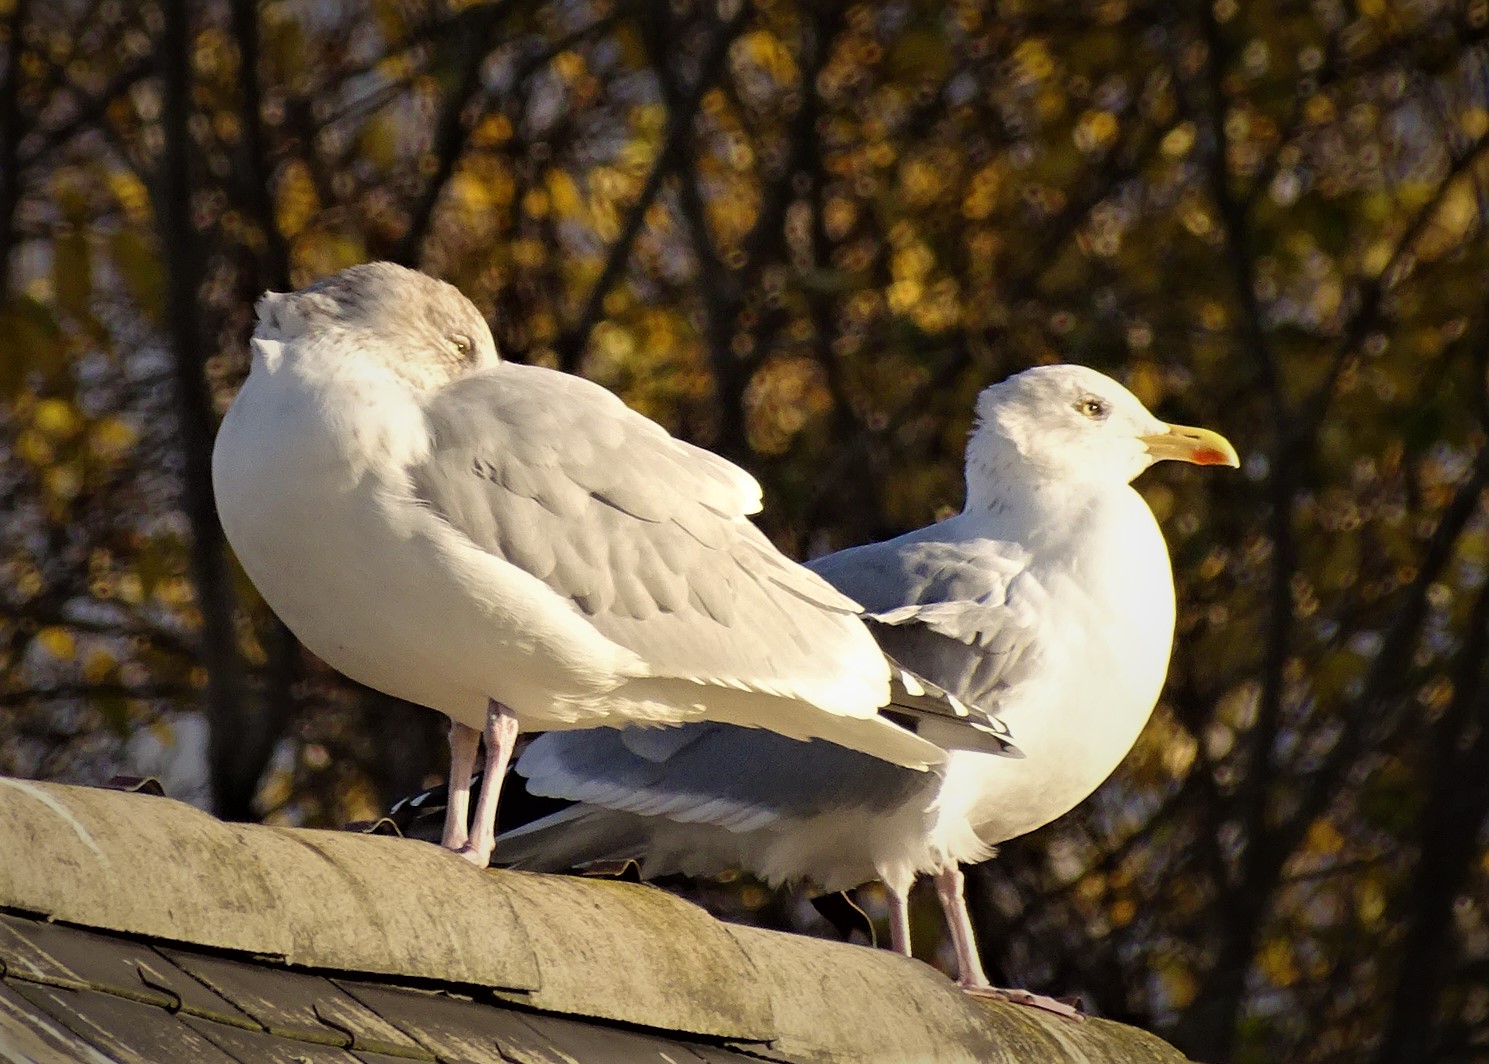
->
967, 364, 1239, 495
253, 262, 499, 390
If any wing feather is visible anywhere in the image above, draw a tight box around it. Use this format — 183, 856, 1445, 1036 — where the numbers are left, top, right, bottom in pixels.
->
517, 724, 922, 831
809, 533, 1047, 712
409, 364, 888, 717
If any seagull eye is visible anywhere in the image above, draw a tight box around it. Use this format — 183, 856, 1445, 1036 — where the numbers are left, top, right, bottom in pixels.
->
450, 334, 474, 359
1075, 395, 1109, 420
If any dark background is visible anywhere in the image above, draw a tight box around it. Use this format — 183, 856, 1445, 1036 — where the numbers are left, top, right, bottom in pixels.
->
2, 1, 1487, 1060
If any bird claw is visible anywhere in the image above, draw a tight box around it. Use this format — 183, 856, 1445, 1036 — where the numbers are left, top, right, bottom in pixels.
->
962, 984, 1085, 1021
452, 843, 493, 867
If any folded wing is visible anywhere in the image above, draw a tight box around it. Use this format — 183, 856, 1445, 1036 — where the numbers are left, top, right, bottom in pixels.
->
409, 364, 892, 721
808, 534, 1048, 717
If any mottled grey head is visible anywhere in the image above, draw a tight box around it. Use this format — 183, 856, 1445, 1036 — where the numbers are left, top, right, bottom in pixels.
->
254, 262, 499, 390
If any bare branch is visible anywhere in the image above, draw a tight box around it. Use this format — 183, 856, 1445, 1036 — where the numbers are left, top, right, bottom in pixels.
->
394, 0, 520, 265
554, 4, 751, 374
1375, 577, 1489, 1064
0, 682, 193, 708
230, 0, 291, 288
1198, 0, 1296, 887
0, 0, 30, 295
1303, 130, 1489, 431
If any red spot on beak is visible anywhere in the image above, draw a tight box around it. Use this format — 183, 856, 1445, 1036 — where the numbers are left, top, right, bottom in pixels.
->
1190, 448, 1232, 466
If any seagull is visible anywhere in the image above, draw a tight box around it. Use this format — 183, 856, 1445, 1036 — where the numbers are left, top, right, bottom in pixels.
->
211, 262, 1011, 867
499, 364, 1238, 1012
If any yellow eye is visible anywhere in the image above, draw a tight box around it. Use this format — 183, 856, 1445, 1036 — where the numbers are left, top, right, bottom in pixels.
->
451, 334, 474, 359
1075, 395, 1109, 419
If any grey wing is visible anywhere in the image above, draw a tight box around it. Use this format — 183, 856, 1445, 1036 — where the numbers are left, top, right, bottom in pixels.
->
808, 534, 1046, 712
516, 723, 923, 832
409, 364, 883, 708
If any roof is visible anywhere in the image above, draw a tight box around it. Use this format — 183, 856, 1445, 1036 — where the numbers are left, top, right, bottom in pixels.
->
0, 776, 1192, 1063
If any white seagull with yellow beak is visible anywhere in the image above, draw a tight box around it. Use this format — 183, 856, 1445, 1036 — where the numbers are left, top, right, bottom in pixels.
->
503, 364, 1239, 1015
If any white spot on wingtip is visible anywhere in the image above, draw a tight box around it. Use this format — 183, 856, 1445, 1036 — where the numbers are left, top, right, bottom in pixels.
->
948, 694, 970, 717
899, 669, 925, 697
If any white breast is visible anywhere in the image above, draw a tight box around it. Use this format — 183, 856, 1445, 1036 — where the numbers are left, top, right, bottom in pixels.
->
634, 487, 1182, 892
929, 488, 1177, 860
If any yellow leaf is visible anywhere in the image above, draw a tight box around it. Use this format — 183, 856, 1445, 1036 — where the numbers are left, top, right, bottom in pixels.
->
15, 428, 53, 467
471, 113, 513, 147
1304, 818, 1345, 857
256, 762, 293, 813
89, 416, 138, 461
110, 171, 151, 221
548, 170, 582, 217
45, 462, 83, 505
1161, 963, 1198, 1008
274, 160, 320, 238
899, 158, 944, 207
887, 279, 922, 315
36, 627, 77, 660
1161, 123, 1196, 159
741, 29, 795, 82
1304, 94, 1336, 125
961, 164, 1002, 221
1162, 726, 1197, 777
1259, 939, 1300, 987
450, 169, 494, 212
83, 650, 116, 683
1074, 110, 1120, 154
1012, 39, 1055, 84
34, 397, 82, 438
552, 50, 585, 82
1361, 240, 1393, 277
117, 573, 143, 605
522, 187, 549, 218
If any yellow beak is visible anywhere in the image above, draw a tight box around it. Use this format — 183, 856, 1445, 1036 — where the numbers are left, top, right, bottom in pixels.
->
1140, 423, 1240, 468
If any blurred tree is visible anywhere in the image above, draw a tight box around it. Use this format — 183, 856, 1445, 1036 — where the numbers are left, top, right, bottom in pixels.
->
1, 0, 1487, 1060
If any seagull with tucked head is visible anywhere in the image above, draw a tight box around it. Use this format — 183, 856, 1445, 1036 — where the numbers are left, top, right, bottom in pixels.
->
211, 262, 1010, 868
500, 364, 1238, 1015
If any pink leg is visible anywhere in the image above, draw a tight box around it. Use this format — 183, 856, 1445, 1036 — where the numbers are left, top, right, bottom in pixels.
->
455, 701, 519, 867
932, 864, 990, 988
442, 720, 480, 851
933, 863, 1084, 1021
887, 884, 912, 958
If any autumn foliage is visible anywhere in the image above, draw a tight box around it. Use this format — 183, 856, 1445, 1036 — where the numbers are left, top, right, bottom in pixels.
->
2, 1, 1488, 1060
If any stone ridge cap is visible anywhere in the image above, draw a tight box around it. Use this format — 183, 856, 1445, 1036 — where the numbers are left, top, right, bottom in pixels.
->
0, 775, 1196, 1063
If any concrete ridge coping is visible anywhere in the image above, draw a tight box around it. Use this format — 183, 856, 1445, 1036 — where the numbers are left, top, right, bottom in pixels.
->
0, 777, 1190, 1063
